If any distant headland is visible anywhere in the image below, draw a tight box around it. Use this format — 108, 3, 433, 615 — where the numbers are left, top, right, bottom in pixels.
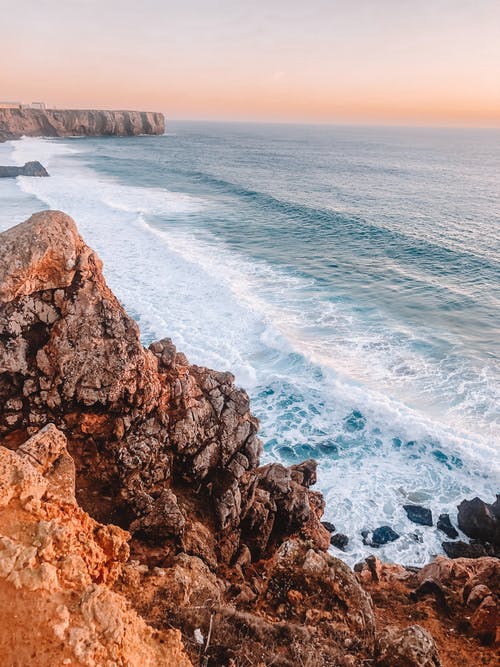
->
0, 104, 165, 141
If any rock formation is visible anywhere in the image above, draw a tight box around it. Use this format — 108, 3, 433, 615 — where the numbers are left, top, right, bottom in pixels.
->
0, 161, 49, 177
0, 108, 165, 141
0, 423, 192, 666
0, 210, 498, 666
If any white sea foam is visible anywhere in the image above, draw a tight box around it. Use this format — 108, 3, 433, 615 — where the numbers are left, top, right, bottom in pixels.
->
6, 136, 499, 567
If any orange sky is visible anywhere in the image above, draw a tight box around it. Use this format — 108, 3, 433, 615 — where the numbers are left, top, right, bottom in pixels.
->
2, 0, 500, 126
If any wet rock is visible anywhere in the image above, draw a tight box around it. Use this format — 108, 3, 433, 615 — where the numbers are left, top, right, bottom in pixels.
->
437, 513, 459, 539
321, 520, 336, 532
0, 161, 49, 177
442, 540, 498, 559
403, 504, 433, 526
363, 526, 400, 547
376, 625, 441, 666
330, 533, 349, 550
457, 496, 500, 546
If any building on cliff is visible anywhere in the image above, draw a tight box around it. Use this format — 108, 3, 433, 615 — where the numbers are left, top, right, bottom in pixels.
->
0, 101, 21, 109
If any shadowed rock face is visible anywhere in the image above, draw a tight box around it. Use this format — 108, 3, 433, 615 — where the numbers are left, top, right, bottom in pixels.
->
0, 161, 49, 177
0, 108, 165, 140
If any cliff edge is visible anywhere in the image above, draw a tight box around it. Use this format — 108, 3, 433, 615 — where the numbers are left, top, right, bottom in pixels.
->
0, 108, 165, 141
0, 211, 497, 666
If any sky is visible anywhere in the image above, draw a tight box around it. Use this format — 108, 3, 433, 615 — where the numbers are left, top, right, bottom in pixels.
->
1, 0, 500, 126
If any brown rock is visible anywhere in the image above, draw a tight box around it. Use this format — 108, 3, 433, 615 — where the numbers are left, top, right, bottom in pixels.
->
0, 428, 191, 666
376, 625, 441, 666
0, 108, 165, 140
457, 495, 500, 546
0, 211, 326, 569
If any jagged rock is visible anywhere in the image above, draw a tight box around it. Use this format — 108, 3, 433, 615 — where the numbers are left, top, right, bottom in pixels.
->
403, 504, 433, 526
0, 161, 49, 177
442, 540, 498, 559
0, 428, 191, 666
260, 540, 376, 651
129, 488, 186, 539
457, 496, 500, 546
321, 520, 336, 532
376, 625, 441, 666
437, 513, 459, 539
417, 556, 499, 643
330, 532, 349, 550
0, 211, 327, 566
363, 526, 400, 547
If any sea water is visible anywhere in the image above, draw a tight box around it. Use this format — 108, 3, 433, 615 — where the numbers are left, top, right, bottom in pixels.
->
0, 122, 498, 566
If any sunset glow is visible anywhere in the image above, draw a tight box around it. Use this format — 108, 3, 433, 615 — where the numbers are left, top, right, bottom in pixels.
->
2, 0, 500, 126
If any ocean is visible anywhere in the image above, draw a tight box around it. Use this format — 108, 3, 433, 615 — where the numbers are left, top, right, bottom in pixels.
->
0, 122, 499, 566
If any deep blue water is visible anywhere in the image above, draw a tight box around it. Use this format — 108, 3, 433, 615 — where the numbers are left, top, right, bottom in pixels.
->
1, 122, 499, 565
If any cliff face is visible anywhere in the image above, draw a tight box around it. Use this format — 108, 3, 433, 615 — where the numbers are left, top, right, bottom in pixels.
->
0, 424, 192, 666
0, 211, 498, 667
0, 108, 165, 141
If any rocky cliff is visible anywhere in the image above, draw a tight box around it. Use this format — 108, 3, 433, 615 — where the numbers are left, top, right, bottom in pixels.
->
0, 108, 165, 141
0, 211, 498, 666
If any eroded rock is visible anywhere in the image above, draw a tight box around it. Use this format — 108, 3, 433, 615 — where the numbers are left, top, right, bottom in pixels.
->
0, 428, 191, 666
376, 625, 441, 667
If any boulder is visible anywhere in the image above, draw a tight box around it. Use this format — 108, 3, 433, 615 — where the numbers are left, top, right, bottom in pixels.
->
322, 520, 336, 532
457, 496, 500, 546
437, 513, 458, 539
330, 533, 349, 550
363, 526, 400, 547
403, 504, 433, 526
442, 540, 498, 559
376, 625, 441, 667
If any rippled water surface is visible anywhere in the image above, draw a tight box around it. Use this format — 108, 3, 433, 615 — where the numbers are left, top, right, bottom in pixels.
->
1, 122, 499, 565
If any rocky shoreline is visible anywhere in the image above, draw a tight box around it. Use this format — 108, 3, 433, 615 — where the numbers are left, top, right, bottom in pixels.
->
0, 108, 165, 142
0, 211, 498, 666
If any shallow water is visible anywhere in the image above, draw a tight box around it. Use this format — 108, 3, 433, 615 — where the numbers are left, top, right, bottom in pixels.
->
1, 123, 498, 565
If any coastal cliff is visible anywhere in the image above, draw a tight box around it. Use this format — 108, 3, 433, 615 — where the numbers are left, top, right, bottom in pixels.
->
0, 211, 497, 666
0, 108, 165, 141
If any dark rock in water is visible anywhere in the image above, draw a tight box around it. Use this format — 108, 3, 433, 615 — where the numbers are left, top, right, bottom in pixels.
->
442, 540, 498, 559
372, 526, 400, 545
321, 521, 336, 533
457, 495, 500, 546
437, 513, 459, 539
330, 533, 349, 550
0, 161, 49, 178
362, 526, 400, 547
403, 505, 433, 526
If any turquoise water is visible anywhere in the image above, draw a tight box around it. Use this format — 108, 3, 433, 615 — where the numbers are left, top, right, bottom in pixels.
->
0, 123, 499, 565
